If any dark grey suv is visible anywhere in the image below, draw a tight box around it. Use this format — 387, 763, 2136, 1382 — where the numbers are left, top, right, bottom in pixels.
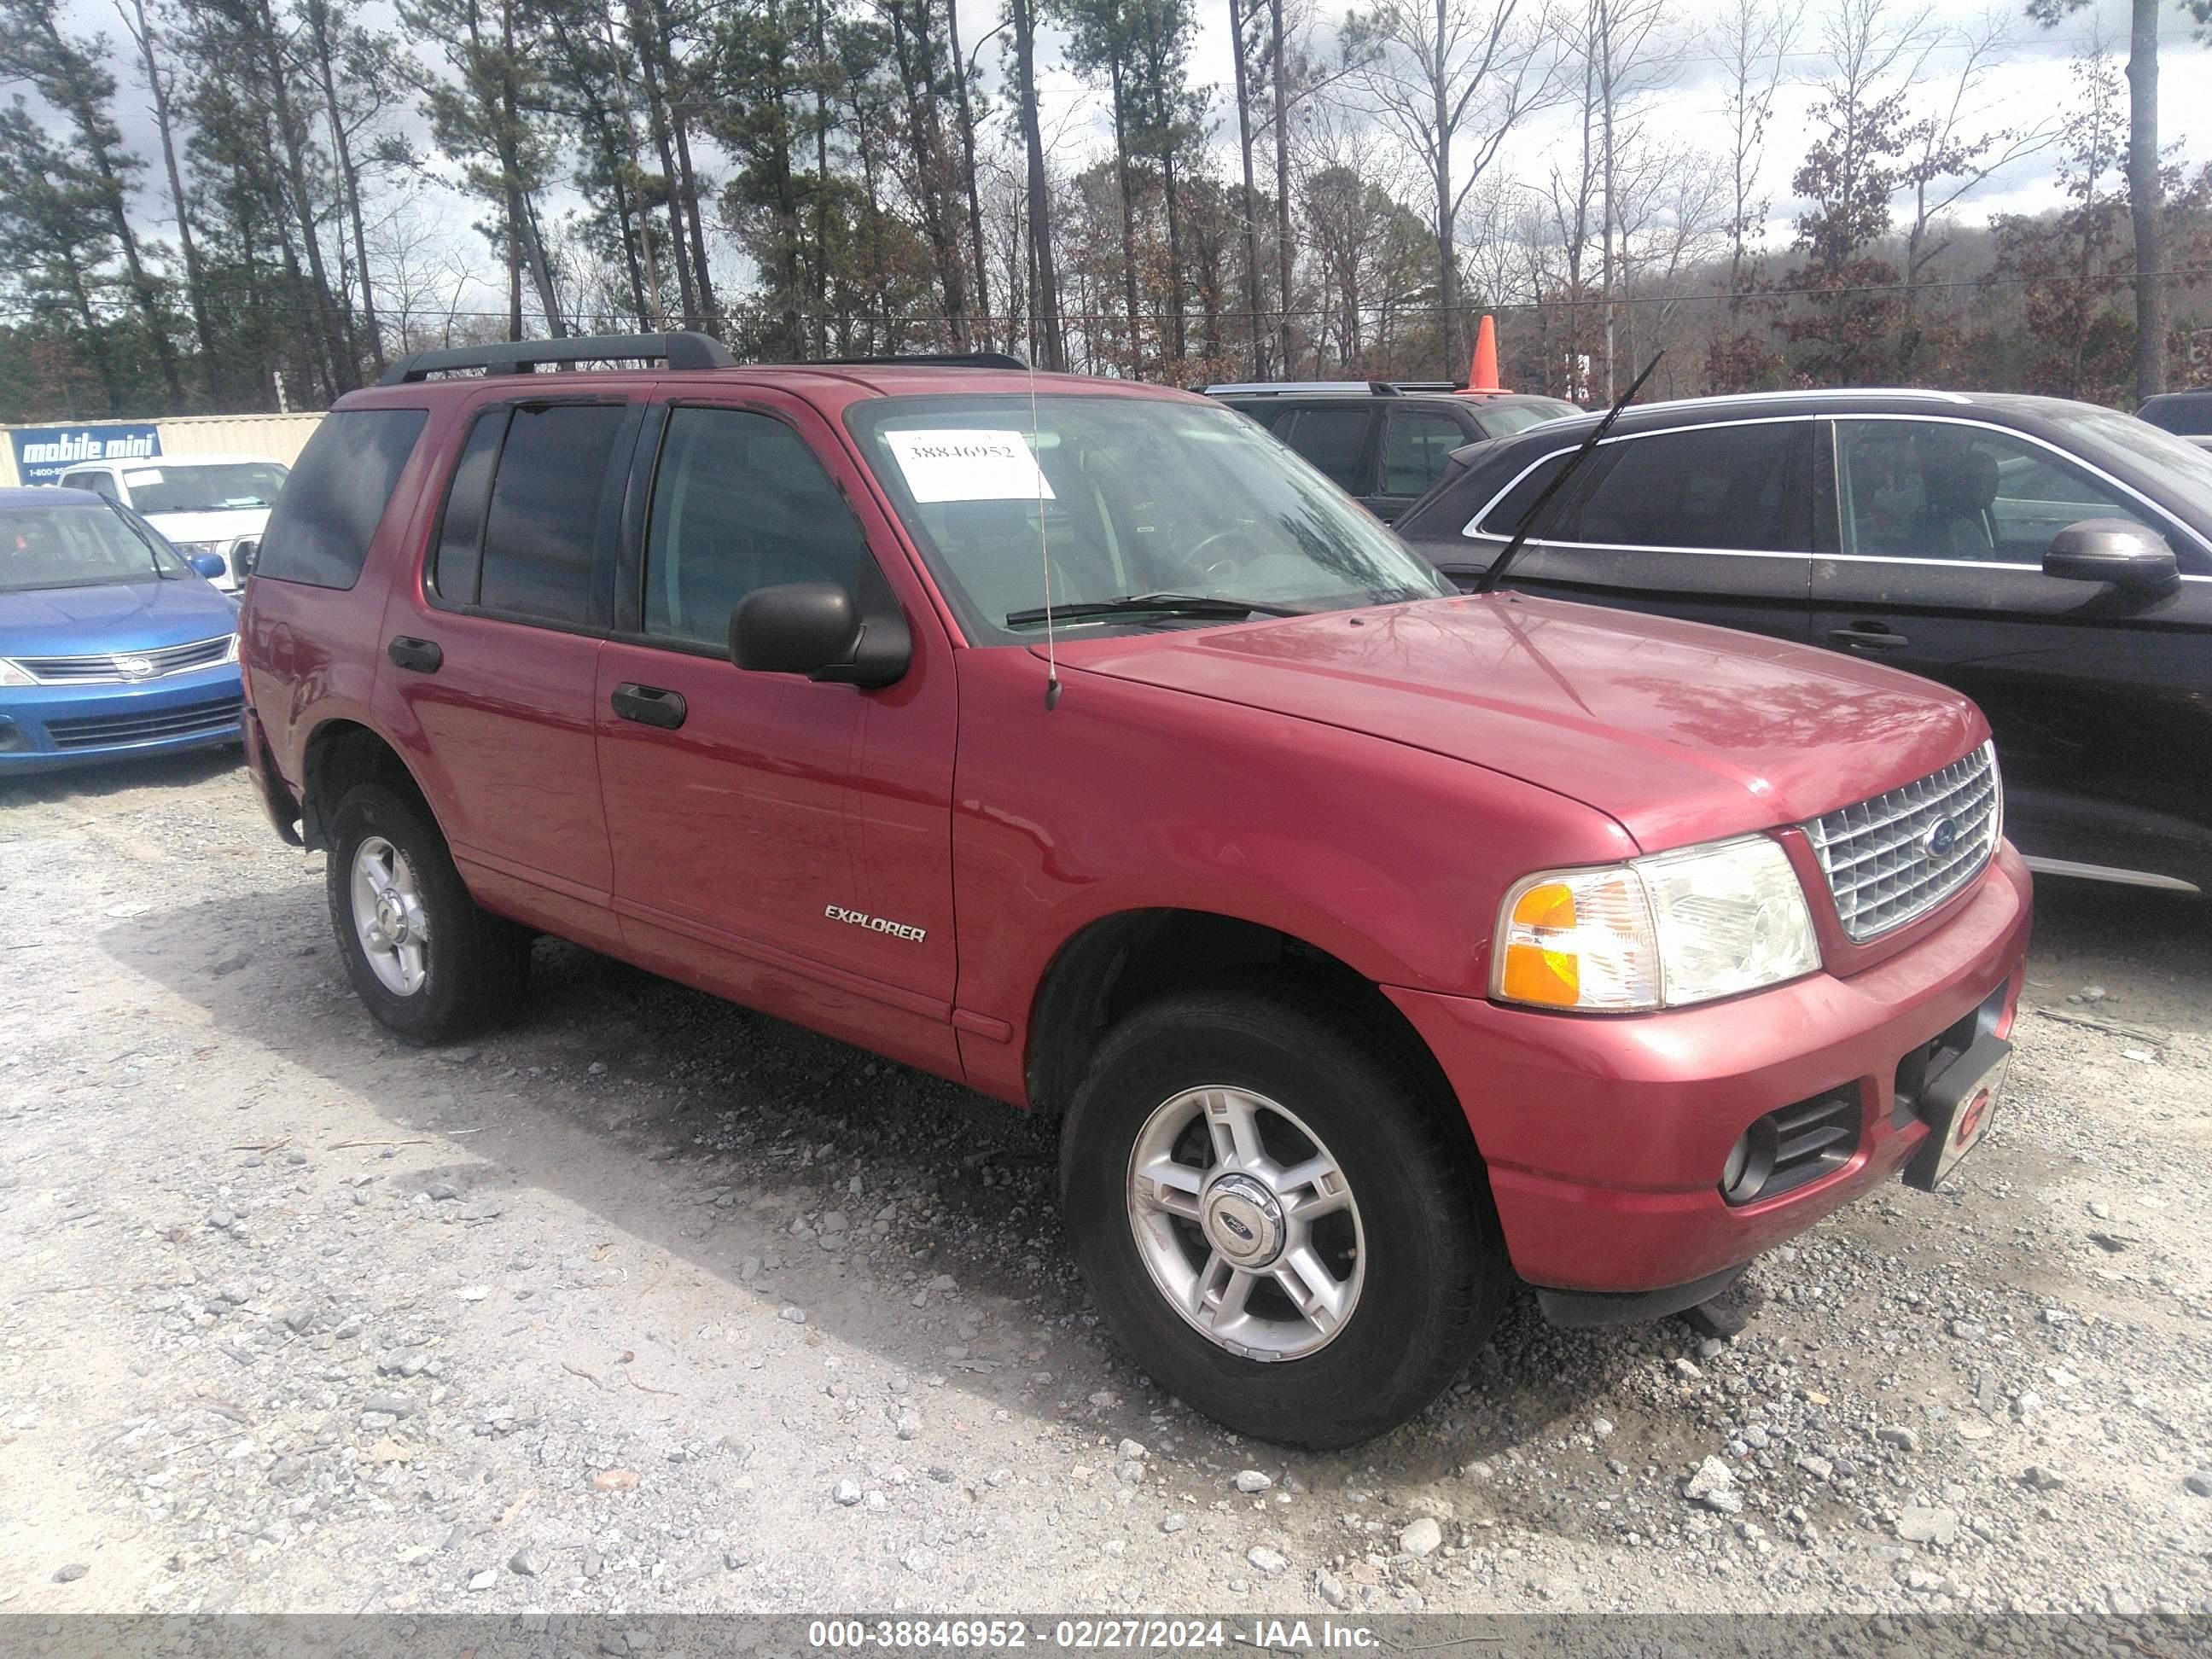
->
2139, 391, 2212, 451
1208, 381, 1579, 521
1394, 387, 2212, 896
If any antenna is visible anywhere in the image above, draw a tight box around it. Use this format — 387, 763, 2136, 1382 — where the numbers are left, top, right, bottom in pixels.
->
1027, 337, 1061, 710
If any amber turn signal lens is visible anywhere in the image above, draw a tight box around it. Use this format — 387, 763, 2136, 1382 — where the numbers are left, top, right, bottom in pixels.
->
1499, 881, 1581, 1006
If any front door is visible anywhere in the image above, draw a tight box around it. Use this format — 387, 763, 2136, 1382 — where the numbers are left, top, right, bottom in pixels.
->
1810, 416, 2212, 887
593, 396, 961, 1073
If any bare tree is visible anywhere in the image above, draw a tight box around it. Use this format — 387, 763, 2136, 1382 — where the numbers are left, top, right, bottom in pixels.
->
1894, 11, 2056, 375
1550, 0, 1673, 394
2027, 0, 2212, 402
1707, 0, 1804, 306
1343, 0, 1566, 375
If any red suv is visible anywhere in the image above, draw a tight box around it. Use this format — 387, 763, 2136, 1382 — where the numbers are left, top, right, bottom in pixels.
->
240, 333, 2030, 1447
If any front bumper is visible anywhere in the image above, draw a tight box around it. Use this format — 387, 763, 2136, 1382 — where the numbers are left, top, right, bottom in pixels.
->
0, 665, 244, 772
1388, 843, 2032, 1296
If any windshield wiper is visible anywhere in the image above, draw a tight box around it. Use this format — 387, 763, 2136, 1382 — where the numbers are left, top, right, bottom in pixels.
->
1004, 591, 1305, 628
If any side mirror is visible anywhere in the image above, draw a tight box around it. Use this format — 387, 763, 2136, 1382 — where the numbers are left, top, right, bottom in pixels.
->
188, 552, 227, 581
731, 581, 911, 690
232, 539, 259, 579
2044, 519, 2180, 592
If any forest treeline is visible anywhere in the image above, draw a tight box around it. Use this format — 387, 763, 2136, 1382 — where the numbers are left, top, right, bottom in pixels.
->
1, 0, 2209, 423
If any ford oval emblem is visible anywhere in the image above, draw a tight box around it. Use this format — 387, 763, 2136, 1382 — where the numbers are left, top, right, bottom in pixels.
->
1220, 1214, 1255, 1243
1923, 816, 1959, 858
115, 655, 154, 680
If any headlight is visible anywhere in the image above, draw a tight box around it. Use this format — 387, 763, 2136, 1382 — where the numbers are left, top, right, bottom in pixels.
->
1494, 834, 1821, 1012
0, 659, 34, 688
173, 540, 223, 558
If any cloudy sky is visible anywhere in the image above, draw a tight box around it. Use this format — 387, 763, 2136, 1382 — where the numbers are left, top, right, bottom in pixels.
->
46, 0, 2212, 321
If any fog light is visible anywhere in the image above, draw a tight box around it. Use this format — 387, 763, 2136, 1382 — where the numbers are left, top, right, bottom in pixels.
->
1720, 1118, 1779, 1206
0, 720, 26, 753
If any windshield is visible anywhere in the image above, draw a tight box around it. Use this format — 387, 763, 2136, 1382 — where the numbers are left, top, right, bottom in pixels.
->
124, 461, 289, 515
2, 502, 185, 591
849, 394, 1451, 643
2065, 405, 2212, 504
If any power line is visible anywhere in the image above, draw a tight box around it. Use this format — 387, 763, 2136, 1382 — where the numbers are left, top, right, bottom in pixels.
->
3, 262, 2208, 330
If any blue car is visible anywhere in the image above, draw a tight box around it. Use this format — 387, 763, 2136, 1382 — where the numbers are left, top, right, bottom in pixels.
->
1, 486, 244, 773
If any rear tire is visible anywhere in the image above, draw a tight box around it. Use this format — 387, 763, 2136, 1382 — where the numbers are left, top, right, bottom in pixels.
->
325, 780, 531, 1044
1060, 976, 1506, 1448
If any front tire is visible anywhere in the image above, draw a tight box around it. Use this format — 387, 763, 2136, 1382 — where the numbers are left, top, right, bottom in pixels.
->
325, 781, 531, 1044
1060, 977, 1506, 1448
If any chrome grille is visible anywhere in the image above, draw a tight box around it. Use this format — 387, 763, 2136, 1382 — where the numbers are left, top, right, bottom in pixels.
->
15, 635, 233, 684
1804, 742, 2000, 941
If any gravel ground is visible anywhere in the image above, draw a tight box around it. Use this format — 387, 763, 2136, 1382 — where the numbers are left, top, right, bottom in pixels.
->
2, 749, 2209, 1619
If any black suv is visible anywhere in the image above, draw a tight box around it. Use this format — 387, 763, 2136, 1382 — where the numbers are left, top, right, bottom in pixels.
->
2139, 391, 2212, 451
1393, 387, 2212, 895
1208, 381, 1579, 521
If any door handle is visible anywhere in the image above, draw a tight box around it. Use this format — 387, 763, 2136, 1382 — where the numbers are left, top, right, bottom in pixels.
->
1827, 622, 1911, 651
610, 682, 687, 730
387, 635, 443, 673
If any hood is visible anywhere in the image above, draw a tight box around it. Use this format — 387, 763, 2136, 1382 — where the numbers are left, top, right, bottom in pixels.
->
0, 577, 240, 658
1058, 594, 1983, 851
143, 508, 272, 542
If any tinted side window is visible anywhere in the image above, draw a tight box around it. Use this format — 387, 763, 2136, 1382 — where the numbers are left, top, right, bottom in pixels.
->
1474, 451, 1574, 536
1381, 410, 1467, 496
253, 408, 427, 589
476, 404, 626, 625
427, 410, 507, 605
643, 408, 877, 649
61, 470, 119, 499
1284, 408, 1374, 492
1573, 422, 1812, 552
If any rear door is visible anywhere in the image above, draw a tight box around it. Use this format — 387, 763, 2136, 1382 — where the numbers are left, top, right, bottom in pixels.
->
1278, 405, 1382, 512
1453, 417, 1819, 642
375, 394, 635, 946
1372, 405, 1470, 523
1811, 415, 2212, 886
592, 392, 962, 1073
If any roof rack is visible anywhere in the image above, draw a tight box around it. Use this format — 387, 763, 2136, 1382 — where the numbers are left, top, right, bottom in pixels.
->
1202, 380, 1380, 397
814, 351, 1030, 370
378, 335, 1035, 386
378, 330, 736, 385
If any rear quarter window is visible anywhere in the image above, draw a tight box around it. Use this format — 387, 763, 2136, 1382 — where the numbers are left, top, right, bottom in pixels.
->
253, 408, 428, 589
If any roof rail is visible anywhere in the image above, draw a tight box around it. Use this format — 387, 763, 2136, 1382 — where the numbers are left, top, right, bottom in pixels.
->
1377, 381, 1461, 393
812, 351, 1030, 370
378, 331, 736, 385
1202, 380, 1382, 397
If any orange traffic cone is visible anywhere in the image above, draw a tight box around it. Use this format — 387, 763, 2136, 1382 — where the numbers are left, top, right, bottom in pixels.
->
1465, 314, 1502, 391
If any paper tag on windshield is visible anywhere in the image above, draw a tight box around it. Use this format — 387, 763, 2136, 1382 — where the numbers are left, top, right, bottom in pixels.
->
124, 469, 164, 486
883, 429, 1055, 504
